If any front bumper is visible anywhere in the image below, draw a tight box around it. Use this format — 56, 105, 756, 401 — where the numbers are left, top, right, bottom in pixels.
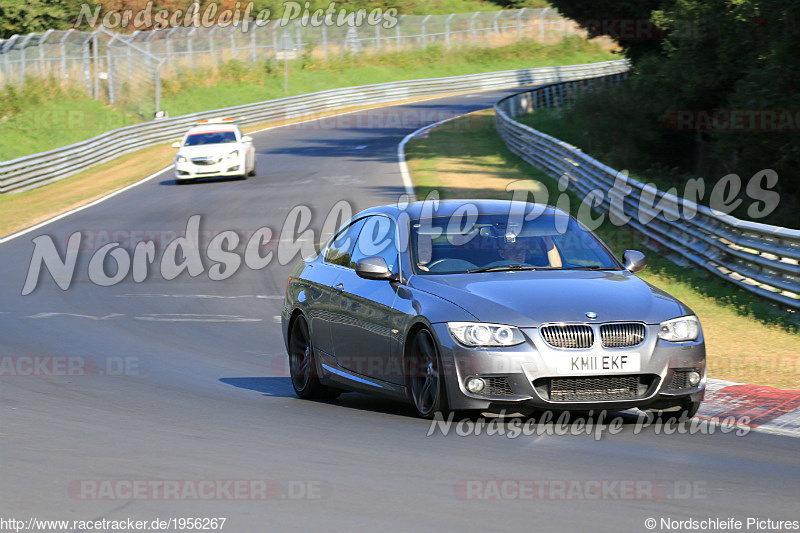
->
431, 323, 706, 412
174, 157, 244, 180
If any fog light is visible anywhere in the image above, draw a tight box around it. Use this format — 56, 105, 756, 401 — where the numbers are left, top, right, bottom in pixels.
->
688, 371, 701, 386
466, 377, 485, 393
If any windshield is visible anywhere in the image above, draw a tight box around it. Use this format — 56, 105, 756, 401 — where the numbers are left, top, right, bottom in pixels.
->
411, 213, 620, 274
184, 131, 238, 146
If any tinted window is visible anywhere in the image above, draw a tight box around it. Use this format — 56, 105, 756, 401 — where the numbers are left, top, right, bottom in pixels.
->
325, 218, 366, 268
351, 216, 398, 272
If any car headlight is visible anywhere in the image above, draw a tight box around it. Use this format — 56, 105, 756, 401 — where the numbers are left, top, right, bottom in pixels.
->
658, 316, 700, 342
176, 156, 187, 163
226, 150, 239, 160
448, 322, 525, 347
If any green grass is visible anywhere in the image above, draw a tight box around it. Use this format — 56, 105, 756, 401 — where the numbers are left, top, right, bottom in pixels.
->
0, 38, 615, 161
406, 109, 800, 389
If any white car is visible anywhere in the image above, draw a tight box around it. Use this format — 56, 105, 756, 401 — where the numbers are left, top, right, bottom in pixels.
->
171, 118, 256, 183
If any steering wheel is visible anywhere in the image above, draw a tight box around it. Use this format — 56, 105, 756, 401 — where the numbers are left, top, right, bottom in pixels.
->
425, 258, 478, 272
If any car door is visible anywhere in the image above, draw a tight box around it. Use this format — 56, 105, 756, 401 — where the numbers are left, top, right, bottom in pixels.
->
329, 215, 404, 384
309, 217, 367, 357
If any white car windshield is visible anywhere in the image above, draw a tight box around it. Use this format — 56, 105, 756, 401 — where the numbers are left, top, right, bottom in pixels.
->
184, 131, 238, 146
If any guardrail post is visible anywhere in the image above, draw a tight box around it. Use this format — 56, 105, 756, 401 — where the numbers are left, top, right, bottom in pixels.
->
155, 62, 162, 115
396, 15, 404, 51
540, 7, 549, 43
1, 37, 13, 88
208, 27, 216, 71
250, 25, 257, 64
322, 23, 328, 60
187, 28, 195, 70
38, 30, 53, 77
107, 39, 114, 105
445, 13, 455, 48
59, 30, 72, 81
19, 34, 34, 83
296, 24, 302, 56
92, 31, 100, 100
470, 12, 479, 42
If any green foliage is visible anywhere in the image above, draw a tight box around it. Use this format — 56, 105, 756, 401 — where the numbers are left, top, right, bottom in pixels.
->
543, 0, 800, 228
0, 0, 82, 37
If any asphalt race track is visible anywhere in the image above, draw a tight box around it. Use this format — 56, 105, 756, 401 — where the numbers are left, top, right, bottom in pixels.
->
2, 89, 799, 532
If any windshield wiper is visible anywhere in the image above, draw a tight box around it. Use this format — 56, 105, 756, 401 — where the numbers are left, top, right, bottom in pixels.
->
557, 266, 618, 271
466, 264, 538, 273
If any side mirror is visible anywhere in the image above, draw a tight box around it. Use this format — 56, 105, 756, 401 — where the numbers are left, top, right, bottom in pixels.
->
623, 250, 647, 273
171, 140, 181, 148
241, 135, 253, 143
356, 256, 396, 281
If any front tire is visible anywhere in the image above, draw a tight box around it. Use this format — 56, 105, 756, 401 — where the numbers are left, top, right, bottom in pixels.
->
288, 315, 339, 400
405, 329, 449, 419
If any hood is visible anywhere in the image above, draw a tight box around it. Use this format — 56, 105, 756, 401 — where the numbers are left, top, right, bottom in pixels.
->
409, 270, 689, 327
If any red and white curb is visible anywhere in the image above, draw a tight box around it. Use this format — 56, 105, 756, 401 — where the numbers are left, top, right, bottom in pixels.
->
697, 378, 800, 437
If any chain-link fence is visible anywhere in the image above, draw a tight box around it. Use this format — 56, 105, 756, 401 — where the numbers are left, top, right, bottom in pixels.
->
0, 8, 582, 118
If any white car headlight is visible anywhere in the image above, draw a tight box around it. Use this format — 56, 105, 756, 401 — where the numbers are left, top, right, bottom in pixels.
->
176, 155, 187, 163
448, 322, 525, 347
226, 150, 239, 160
658, 316, 700, 342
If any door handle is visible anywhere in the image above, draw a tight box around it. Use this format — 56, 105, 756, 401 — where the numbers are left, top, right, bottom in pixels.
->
334, 283, 344, 292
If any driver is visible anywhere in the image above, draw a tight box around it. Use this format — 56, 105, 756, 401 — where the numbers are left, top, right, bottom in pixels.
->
497, 235, 528, 264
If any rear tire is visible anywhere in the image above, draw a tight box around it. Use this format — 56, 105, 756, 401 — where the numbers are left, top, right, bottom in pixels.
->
405, 328, 450, 419
288, 315, 340, 400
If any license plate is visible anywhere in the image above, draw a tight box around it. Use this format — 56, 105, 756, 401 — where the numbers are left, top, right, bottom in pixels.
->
557, 353, 640, 374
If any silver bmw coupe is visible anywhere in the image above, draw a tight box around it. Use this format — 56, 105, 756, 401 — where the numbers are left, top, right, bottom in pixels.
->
281, 200, 705, 419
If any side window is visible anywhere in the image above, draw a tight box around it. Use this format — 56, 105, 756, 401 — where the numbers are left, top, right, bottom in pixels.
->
351, 216, 398, 272
324, 218, 366, 268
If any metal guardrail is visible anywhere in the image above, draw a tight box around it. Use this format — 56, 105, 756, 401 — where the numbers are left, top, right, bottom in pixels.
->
0, 60, 629, 194
495, 78, 800, 309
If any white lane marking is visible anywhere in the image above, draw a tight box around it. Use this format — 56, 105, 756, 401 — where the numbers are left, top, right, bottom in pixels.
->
319, 175, 364, 185
397, 112, 474, 198
25, 312, 125, 320
353, 145, 368, 150
272, 316, 282, 323
1, 91, 485, 245
117, 293, 283, 299
135, 314, 262, 322
0, 165, 174, 245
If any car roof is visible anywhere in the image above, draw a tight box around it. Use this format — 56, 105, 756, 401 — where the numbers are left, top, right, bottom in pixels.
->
356, 199, 569, 220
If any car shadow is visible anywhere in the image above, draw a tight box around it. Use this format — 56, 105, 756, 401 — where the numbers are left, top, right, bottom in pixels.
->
159, 177, 248, 186
219, 376, 296, 398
